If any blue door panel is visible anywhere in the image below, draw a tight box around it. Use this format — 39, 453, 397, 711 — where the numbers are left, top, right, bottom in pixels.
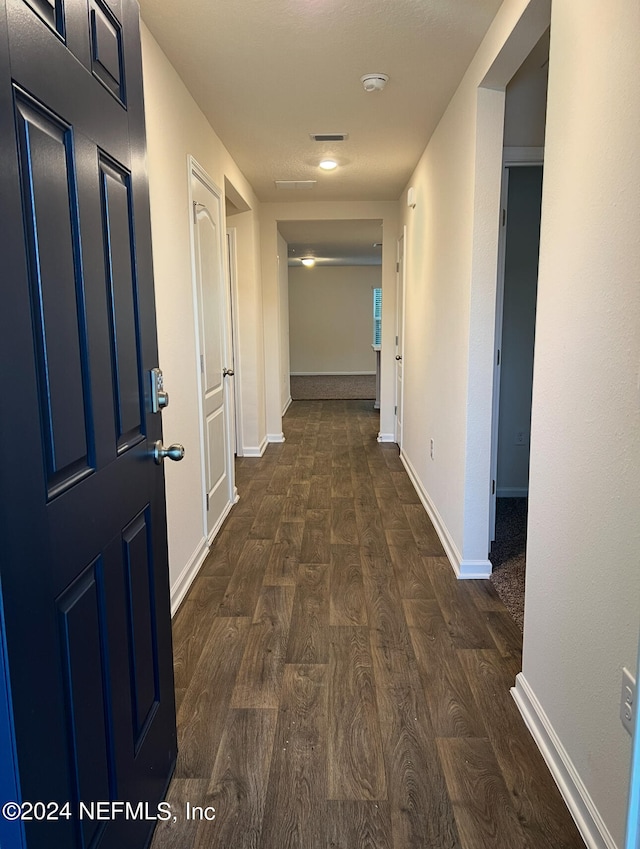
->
0, 0, 177, 847
14, 90, 94, 497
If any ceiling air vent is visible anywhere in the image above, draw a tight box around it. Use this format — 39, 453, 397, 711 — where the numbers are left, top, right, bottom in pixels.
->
275, 180, 317, 190
310, 133, 348, 142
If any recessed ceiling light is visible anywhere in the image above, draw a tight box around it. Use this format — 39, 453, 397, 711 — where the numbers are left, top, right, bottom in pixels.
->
319, 159, 338, 171
301, 257, 316, 268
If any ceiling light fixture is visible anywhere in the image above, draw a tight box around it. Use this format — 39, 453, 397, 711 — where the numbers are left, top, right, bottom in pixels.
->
301, 257, 316, 268
319, 159, 338, 170
361, 73, 389, 92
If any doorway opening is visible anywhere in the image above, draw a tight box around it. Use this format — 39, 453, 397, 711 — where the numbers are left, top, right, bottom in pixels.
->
488, 31, 549, 628
278, 219, 383, 405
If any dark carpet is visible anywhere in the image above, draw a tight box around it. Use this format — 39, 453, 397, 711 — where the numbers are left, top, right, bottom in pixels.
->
290, 374, 376, 400
489, 497, 528, 630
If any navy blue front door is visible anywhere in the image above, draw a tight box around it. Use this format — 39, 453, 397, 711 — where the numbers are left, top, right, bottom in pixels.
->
0, 1, 177, 847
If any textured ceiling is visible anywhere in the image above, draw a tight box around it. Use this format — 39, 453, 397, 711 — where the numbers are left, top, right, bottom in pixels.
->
139, 0, 504, 204
279, 219, 383, 266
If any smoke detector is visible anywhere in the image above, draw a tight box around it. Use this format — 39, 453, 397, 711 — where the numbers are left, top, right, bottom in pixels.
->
361, 73, 389, 92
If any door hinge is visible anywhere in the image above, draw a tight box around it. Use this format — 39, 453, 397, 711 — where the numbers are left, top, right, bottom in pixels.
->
502, 208, 506, 226
395, 335, 398, 346
396, 261, 400, 273
497, 348, 501, 366
206, 493, 210, 511
492, 479, 496, 495
200, 354, 204, 374
394, 405, 397, 415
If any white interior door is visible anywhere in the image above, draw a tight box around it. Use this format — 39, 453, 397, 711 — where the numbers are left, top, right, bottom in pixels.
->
191, 164, 235, 539
395, 230, 406, 447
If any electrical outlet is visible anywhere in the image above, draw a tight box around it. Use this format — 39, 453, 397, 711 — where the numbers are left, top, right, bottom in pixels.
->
621, 667, 636, 736
514, 431, 526, 446
429, 438, 434, 460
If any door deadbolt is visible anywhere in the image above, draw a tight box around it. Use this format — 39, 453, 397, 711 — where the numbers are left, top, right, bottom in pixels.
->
153, 441, 185, 465
150, 367, 170, 412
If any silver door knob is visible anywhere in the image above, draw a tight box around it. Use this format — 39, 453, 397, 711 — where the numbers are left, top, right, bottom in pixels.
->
223, 368, 234, 377
153, 441, 185, 465
395, 355, 402, 361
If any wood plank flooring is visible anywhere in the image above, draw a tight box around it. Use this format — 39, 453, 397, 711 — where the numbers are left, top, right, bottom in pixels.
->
151, 400, 585, 849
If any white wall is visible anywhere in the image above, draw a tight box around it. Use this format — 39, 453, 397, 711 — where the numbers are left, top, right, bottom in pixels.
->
398, 0, 549, 575
503, 30, 548, 148
260, 202, 398, 441
140, 24, 265, 606
521, 1, 640, 845
399, 0, 639, 845
288, 265, 380, 375
277, 232, 291, 413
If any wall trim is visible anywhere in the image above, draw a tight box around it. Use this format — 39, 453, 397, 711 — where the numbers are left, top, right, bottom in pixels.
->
399, 451, 493, 579
512, 674, 617, 849
282, 395, 292, 415
377, 432, 395, 443
400, 450, 462, 573
170, 535, 209, 616
207, 498, 234, 546
497, 486, 529, 498
243, 435, 269, 457
458, 559, 492, 579
171, 493, 236, 615
290, 371, 376, 377
267, 432, 286, 444
503, 145, 545, 165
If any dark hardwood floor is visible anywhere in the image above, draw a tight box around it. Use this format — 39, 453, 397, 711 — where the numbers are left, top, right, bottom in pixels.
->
151, 400, 585, 849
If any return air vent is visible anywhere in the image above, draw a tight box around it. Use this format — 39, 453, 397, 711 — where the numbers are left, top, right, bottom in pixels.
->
275, 180, 317, 190
310, 133, 348, 142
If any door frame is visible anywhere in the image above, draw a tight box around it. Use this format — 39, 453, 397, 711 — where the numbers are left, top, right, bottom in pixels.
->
187, 156, 237, 543
489, 149, 543, 546
626, 635, 640, 848
226, 227, 244, 455
394, 226, 407, 447
0, 599, 25, 849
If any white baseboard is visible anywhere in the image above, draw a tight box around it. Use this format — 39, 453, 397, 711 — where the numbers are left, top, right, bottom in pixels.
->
512, 674, 617, 849
267, 432, 286, 443
497, 486, 529, 498
400, 451, 492, 580
457, 559, 492, 578
171, 495, 237, 616
377, 432, 395, 443
206, 497, 234, 546
243, 435, 269, 457
170, 536, 209, 616
290, 371, 376, 376
400, 450, 462, 571
282, 395, 292, 415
